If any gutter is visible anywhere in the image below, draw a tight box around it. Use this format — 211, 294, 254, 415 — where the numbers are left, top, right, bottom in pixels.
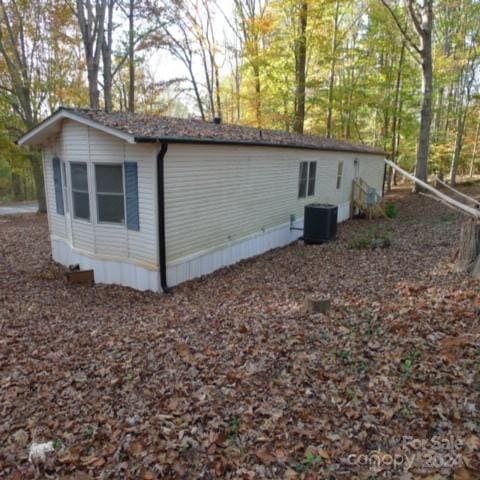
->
157, 142, 170, 293
135, 136, 385, 157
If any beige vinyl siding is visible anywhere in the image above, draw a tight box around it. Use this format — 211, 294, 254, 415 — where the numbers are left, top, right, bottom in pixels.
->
44, 120, 158, 268
358, 156, 385, 193
43, 147, 67, 239
124, 143, 158, 264
164, 143, 383, 262
43, 119, 383, 274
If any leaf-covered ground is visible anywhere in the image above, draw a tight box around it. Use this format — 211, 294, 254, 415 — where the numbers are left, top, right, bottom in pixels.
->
1, 187, 479, 479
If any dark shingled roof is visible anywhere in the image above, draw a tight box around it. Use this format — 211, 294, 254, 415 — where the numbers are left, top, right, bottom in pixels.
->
62, 107, 385, 155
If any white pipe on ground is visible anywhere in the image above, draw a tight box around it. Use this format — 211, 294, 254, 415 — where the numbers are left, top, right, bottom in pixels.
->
384, 159, 480, 219
434, 176, 480, 207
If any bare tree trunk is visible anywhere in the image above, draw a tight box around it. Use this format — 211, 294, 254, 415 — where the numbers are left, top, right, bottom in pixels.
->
450, 110, 467, 186
469, 120, 480, 177
234, 48, 241, 121
128, 0, 135, 112
415, 31, 433, 189
293, 1, 308, 134
189, 64, 206, 120
102, 0, 114, 112
387, 41, 405, 191
233, 0, 267, 128
30, 150, 46, 212
76, 0, 106, 109
326, 0, 339, 138
214, 61, 222, 118
380, 0, 434, 191
253, 63, 261, 127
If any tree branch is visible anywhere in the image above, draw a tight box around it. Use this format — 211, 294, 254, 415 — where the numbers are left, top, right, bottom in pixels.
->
379, 0, 422, 56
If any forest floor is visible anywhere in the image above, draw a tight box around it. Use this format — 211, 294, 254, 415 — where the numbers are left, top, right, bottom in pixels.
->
1, 186, 479, 479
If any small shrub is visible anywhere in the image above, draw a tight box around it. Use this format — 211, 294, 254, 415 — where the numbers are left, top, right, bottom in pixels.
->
440, 213, 456, 223
402, 350, 421, 378
295, 451, 323, 472
52, 438, 63, 450
385, 203, 398, 218
228, 416, 240, 445
348, 237, 371, 250
370, 237, 391, 249
348, 233, 391, 250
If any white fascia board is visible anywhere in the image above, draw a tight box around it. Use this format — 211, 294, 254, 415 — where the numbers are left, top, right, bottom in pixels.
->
17, 110, 136, 146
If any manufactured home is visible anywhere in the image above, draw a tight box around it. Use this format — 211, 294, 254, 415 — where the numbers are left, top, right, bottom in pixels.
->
18, 108, 385, 292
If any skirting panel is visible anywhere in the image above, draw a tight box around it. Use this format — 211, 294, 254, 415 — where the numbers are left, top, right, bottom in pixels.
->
51, 201, 351, 292
166, 201, 351, 287
51, 239, 159, 291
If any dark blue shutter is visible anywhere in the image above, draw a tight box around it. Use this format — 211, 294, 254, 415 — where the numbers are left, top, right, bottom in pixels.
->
125, 161, 140, 231
52, 157, 64, 215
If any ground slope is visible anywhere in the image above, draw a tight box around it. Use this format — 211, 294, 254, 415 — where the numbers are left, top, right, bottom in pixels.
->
0, 188, 479, 479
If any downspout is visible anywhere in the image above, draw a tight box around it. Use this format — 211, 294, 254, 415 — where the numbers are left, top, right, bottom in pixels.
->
157, 142, 170, 293
382, 158, 388, 198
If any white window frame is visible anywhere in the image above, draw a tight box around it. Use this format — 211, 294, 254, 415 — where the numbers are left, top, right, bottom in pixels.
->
94, 163, 126, 225
298, 161, 317, 199
70, 161, 91, 222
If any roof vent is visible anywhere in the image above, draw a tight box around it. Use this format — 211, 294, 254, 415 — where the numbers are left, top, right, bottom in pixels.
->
213, 116, 222, 125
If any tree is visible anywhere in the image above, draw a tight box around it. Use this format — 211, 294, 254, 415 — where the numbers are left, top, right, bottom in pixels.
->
233, 0, 269, 127
127, 0, 135, 112
149, 0, 208, 119
380, 0, 434, 190
0, 0, 50, 211
75, 0, 107, 109
293, 1, 308, 133
102, 0, 115, 112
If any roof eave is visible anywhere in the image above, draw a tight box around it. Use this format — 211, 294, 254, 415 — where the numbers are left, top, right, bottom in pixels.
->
17, 109, 137, 146
133, 135, 385, 156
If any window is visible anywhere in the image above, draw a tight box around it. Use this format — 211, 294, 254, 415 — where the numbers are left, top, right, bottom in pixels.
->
95, 164, 125, 224
298, 161, 308, 198
52, 157, 64, 215
71, 162, 90, 220
308, 162, 316, 196
336, 161, 344, 189
298, 161, 317, 198
61, 161, 69, 213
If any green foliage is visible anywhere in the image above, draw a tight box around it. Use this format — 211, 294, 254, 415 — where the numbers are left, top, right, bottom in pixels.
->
295, 451, 323, 472
228, 416, 240, 445
348, 229, 392, 250
52, 438, 63, 450
385, 203, 398, 218
0, 112, 34, 202
348, 237, 372, 250
402, 350, 421, 378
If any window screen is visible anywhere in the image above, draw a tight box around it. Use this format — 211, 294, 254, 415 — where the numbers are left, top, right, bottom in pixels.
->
299, 161, 316, 198
308, 162, 317, 196
95, 164, 125, 224
336, 161, 344, 189
52, 157, 64, 215
71, 162, 90, 220
298, 161, 308, 198
61, 161, 69, 213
